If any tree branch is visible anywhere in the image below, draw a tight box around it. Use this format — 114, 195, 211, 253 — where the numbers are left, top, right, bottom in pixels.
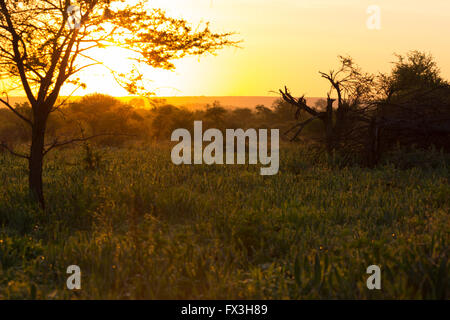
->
43, 133, 136, 155
285, 115, 320, 141
0, 0, 37, 105
279, 86, 319, 117
0, 97, 32, 126
0, 141, 29, 159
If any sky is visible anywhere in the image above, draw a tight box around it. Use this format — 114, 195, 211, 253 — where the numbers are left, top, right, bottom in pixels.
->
40, 0, 450, 97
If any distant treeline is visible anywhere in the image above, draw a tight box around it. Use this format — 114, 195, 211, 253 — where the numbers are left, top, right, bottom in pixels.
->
2, 52, 450, 164
0, 94, 317, 148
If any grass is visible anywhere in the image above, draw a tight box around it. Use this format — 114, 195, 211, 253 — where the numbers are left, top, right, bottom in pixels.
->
0, 144, 449, 299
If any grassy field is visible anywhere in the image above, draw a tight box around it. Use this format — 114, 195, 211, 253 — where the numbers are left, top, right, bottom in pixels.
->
0, 144, 449, 299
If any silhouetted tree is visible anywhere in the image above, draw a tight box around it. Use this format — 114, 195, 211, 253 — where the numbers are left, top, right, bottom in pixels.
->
374, 52, 450, 157
0, 0, 237, 207
280, 52, 450, 166
281, 56, 375, 154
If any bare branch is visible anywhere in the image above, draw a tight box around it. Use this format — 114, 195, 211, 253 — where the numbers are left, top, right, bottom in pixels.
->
279, 86, 319, 117
43, 133, 136, 155
0, 0, 37, 105
285, 115, 320, 141
0, 141, 29, 159
0, 97, 32, 126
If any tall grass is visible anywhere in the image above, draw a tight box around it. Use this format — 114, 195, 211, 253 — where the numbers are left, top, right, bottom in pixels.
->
0, 145, 448, 299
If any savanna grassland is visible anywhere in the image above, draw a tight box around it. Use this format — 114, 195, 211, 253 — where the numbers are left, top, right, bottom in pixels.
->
1, 144, 448, 299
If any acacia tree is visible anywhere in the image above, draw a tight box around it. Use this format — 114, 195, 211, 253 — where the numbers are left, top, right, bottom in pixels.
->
0, 0, 237, 207
373, 52, 450, 156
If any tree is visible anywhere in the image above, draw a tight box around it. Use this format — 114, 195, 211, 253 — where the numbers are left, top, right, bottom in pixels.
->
374, 51, 450, 154
280, 56, 375, 154
381, 51, 446, 100
280, 52, 450, 166
204, 101, 227, 128
0, 0, 237, 207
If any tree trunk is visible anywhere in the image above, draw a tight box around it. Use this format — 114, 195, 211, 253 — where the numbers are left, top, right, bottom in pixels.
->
367, 117, 380, 167
324, 97, 334, 155
29, 109, 48, 209
334, 103, 347, 149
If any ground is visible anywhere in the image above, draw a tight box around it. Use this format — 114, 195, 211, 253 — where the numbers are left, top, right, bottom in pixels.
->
0, 145, 448, 299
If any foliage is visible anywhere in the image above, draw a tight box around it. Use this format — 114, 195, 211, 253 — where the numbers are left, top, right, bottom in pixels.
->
375, 52, 450, 155
0, 94, 298, 148
0, 0, 238, 96
383, 51, 447, 96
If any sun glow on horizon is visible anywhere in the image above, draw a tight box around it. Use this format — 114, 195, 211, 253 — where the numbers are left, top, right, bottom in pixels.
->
8, 0, 450, 98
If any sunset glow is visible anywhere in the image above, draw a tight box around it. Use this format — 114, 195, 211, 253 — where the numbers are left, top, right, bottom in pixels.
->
53, 0, 450, 97
1, 0, 449, 302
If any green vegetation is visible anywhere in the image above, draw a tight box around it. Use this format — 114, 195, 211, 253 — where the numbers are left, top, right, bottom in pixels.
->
0, 94, 299, 148
1, 145, 448, 299
0, 0, 447, 301
0, 52, 448, 300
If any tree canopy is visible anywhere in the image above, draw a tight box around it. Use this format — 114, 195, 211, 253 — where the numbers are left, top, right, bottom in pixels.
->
0, 0, 238, 207
0, 0, 238, 105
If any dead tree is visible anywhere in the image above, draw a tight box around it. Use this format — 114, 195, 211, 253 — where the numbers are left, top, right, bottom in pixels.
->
280, 56, 376, 158
280, 88, 336, 152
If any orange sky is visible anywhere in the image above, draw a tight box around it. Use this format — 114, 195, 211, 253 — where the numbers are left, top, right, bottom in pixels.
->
9, 0, 450, 98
